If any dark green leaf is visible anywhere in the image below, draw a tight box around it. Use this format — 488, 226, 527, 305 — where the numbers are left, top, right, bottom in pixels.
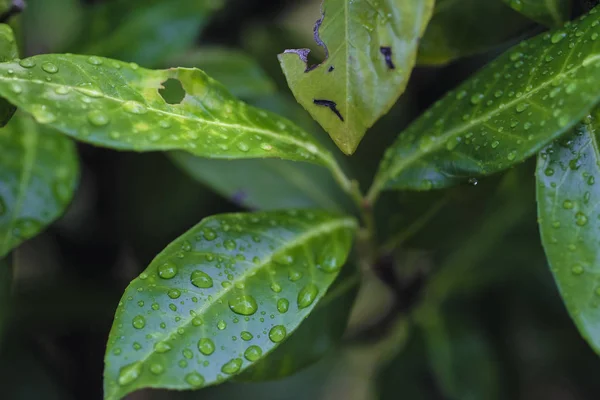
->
104, 210, 357, 399
0, 114, 79, 258
237, 264, 358, 381
536, 110, 600, 353
0, 256, 10, 341
278, 0, 434, 155
418, 0, 532, 65
0, 24, 17, 126
168, 47, 276, 99
79, 0, 224, 67
368, 7, 600, 201
0, 54, 348, 183
22, 0, 84, 53
503, 0, 571, 27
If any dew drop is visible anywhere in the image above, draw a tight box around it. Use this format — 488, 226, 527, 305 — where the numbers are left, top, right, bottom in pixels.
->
203, 228, 217, 241
185, 372, 205, 388
228, 294, 258, 316
118, 362, 142, 386
150, 363, 164, 375
158, 261, 178, 279
221, 358, 243, 374
41, 62, 59, 74
241, 331, 253, 341
168, 289, 181, 299
217, 320, 227, 330
198, 338, 215, 355
154, 341, 172, 353
123, 100, 148, 115
87, 110, 110, 126
19, 58, 36, 68
470, 93, 484, 105
244, 345, 263, 362
277, 298, 289, 313
191, 270, 213, 288
297, 284, 319, 309
575, 212, 588, 226
551, 31, 567, 43
269, 325, 286, 343
132, 315, 146, 329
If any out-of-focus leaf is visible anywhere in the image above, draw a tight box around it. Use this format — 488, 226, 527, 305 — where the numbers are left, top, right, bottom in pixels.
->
79, 0, 224, 67
0, 23, 16, 126
0, 257, 10, 341
0, 114, 79, 258
0, 54, 348, 184
237, 263, 358, 381
536, 110, 600, 353
279, 0, 434, 155
503, 0, 571, 27
104, 210, 357, 399
368, 7, 600, 201
21, 0, 83, 54
418, 0, 532, 65
169, 48, 276, 99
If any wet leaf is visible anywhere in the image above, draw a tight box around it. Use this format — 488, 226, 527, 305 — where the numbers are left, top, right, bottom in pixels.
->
536, 110, 600, 354
169, 47, 276, 99
0, 114, 79, 258
369, 7, 600, 201
78, 0, 224, 67
237, 264, 358, 381
278, 0, 434, 155
0, 24, 17, 126
503, 0, 571, 27
418, 0, 533, 65
0, 54, 345, 179
104, 210, 357, 399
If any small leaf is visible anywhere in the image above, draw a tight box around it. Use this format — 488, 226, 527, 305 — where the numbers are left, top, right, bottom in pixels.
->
0, 24, 17, 126
104, 210, 357, 399
369, 7, 600, 201
169, 47, 276, 99
418, 0, 533, 65
78, 0, 224, 67
536, 110, 600, 353
278, 0, 435, 155
0, 54, 342, 174
503, 0, 571, 27
237, 264, 358, 381
0, 114, 79, 258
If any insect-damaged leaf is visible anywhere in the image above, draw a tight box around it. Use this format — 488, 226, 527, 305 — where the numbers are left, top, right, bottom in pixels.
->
503, 0, 571, 28
104, 210, 357, 399
369, 7, 600, 201
536, 110, 600, 354
0, 114, 79, 258
0, 54, 344, 178
278, 0, 434, 155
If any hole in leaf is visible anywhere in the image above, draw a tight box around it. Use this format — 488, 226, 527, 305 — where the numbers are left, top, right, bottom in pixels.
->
159, 78, 186, 104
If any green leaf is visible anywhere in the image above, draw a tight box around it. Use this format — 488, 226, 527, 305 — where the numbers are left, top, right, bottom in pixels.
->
168, 47, 276, 99
418, 0, 533, 65
503, 0, 571, 27
237, 264, 358, 381
22, 0, 84, 53
104, 209, 357, 399
368, 7, 600, 201
0, 24, 17, 126
0, 114, 79, 258
278, 0, 435, 155
0, 54, 346, 181
536, 110, 600, 353
78, 0, 224, 67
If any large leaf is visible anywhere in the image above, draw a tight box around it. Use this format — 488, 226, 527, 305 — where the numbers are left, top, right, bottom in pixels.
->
237, 263, 358, 381
503, 0, 571, 27
0, 114, 79, 258
368, 7, 600, 201
0, 24, 17, 126
78, 0, 224, 67
0, 54, 346, 179
278, 0, 435, 155
537, 110, 600, 353
418, 0, 533, 65
168, 47, 276, 99
104, 210, 357, 399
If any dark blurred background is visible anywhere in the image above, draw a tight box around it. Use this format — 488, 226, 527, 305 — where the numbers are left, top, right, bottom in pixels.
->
2, 0, 600, 399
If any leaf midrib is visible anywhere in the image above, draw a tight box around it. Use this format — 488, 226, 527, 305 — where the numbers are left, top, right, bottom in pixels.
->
0, 75, 334, 166
126, 216, 357, 374
377, 52, 600, 191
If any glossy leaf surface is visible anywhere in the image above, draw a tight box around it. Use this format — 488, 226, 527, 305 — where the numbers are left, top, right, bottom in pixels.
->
0, 54, 342, 173
369, 7, 600, 200
169, 47, 276, 99
503, 0, 571, 27
79, 0, 224, 67
537, 111, 600, 353
104, 210, 357, 399
418, 0, 532, 65
0, 24, 17, 126
279, 0, 434, 154
237, 264, 358, 381
0, 114, 79, 258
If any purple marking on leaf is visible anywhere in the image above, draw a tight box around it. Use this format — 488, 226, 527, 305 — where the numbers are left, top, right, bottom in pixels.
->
282, 10, 331, 73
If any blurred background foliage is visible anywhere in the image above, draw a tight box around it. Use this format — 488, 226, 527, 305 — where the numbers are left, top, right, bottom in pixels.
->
2, 0, 600, 399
